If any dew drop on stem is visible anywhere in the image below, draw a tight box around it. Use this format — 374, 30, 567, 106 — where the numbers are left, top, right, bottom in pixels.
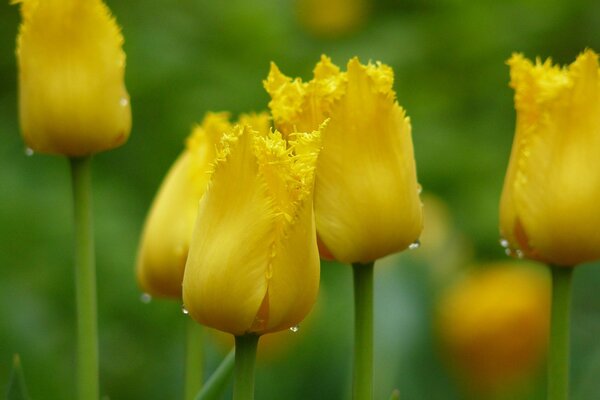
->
140, 293, 152, 304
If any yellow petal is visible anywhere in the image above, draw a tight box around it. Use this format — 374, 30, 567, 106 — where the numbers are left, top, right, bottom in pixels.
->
500, 50, 600, 266
15, 0, 131, 156
136, 152, 198, 298
182, 125, 321, 335
264, 55, 344, 135
136, 113, 233, 298
266, 56, 423, 263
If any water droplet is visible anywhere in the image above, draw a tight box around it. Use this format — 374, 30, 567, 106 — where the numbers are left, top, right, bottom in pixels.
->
119, 97, 129, 107
265, 264, 273, 279
140, 293, 152, 304
175, 244, 185, 257
24, 147, 34, 156
181, 305, 189, 315
504, 248, 513, 257
499, 238, 509, 248
515, 249, 524, 259
289, 325, 299, 333
408, 240, 421, 250
416, 184, 423, 195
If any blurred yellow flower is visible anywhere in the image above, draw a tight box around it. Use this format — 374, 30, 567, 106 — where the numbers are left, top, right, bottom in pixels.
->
14, 0, 131, 156
265, 56, 423, 264
500, 50, 600, 267
295, 0, 370, 38
136, 113, 270, 298
437, 262, 550, 395
182, 124, 322, 336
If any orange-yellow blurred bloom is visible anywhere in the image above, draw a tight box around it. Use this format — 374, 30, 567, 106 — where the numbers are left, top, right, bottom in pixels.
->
14, 0, 131, 156
265, 56, 423, 264
295, 0, 370, 38
136, 113, 270, 298
500, 50, 600, 267
182, 124, 322, 336
437, 262, 550, 395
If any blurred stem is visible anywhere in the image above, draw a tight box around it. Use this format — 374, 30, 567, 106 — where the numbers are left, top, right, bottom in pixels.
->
233, 334, 259, 400
185, 319, 204, 400
352, 262, 374, 400
195, 349, 235, 400
70, 156, 98, 400
548, 265, 573, 400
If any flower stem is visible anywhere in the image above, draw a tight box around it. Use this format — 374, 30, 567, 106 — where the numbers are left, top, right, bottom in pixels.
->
185, 319, 204, 400
70, 156, 98, 400
233, 334, 259, 400
195, 349, 235, 400
352, 262, 374, 400
548, 265, 574, 400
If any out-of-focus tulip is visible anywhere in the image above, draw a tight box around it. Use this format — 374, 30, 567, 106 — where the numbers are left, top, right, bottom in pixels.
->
500, 50, 600, 267
14, 0, 131, 156
295, 0, 370, 38
265, 56, 423, 264
182, 124, 322, 336
437, 262, 550, 395
137, 113, 270, 298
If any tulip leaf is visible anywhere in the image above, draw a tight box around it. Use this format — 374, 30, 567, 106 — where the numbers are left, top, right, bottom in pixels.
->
194, 349, 235, 400
6, 354, 31, 400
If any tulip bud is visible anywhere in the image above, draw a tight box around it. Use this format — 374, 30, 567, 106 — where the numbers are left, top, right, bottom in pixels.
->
295, 0, 370, 38
265, 56, 423, 263
137, 113, 270, 298
182, 124, 322, 336
437, 263, 550, 395
14, 0, 131, 156
500, 50, 600, 267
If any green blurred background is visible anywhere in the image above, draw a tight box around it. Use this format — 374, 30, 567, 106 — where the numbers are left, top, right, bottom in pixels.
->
2, 0, 600, 399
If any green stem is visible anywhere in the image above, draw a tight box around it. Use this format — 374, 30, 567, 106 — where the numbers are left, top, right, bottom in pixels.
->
548, 265, 574, 400
195, 349, 235, 400
233, 334, 259, 400
70, 156, 98, 400
185, 319, 204, 400
352, 262, 374, 400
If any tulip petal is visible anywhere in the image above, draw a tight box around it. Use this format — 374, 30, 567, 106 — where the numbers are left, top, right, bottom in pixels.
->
136, 113, 232, 298
183, 126, 275, 335
15, 0, 131, 155
501, 50, 600, 266
183, 125, 321, 335
315, 59, 423, 263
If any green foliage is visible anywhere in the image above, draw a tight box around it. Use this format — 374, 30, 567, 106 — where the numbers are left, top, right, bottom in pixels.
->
1, 1, 600, 399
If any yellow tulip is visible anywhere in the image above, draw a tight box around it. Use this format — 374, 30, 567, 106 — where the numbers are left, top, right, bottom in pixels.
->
265, 56, 423, 263
14, 0, 131, 156
182, 124, 322, 336
295, 0, 370, 38
500, 50, 600, 267
437, 262, 550, 395
137, 112, 271, 298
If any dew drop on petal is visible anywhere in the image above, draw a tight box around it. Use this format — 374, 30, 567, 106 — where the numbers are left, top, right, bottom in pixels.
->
24, 147, 34, 157
119, 97, 129, 107
515, 249, 524, 259
289, 325, 299, 333
181, 304, 189, 315
140, 293, 152, 304
416, 184, 423, 195
499, 238, 509, 249
408, 240, 421, 250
